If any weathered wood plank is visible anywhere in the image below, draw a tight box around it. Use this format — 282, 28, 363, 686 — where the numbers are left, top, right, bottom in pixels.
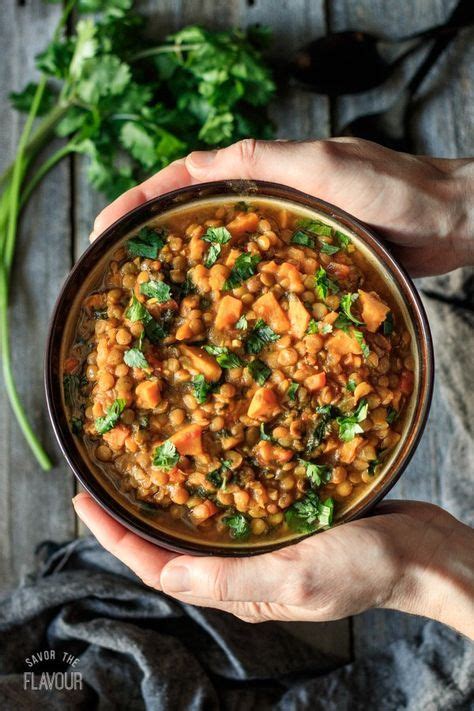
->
0, 0, 76, 594
329, 0, 473, 654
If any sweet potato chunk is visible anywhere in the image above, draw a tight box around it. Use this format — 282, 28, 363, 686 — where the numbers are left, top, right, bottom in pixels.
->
103, 424, 130, 450
305, 372, 327, 391
215, 295, 242, 330
358, 289, 390, 333
247, 387, 280, 420
226, 211, 259, 237
339, 436, 363, 464
326, 329, 362, 355
135, 380, 161, 409
253, 292, 290, 334
278, 262, 304, 289
179, 345, 222, 382
170, 424, 204, 456
288, 295, 310, 339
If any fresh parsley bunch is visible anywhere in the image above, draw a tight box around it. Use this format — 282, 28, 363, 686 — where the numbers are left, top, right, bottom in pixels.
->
1, 0, 276, 469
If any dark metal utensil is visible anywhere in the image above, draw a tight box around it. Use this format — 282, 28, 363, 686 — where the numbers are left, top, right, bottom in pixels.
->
340, 0, 473, 151
290, 16, 473, 95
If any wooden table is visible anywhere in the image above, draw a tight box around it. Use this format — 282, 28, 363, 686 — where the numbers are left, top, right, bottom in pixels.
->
1, 0, 472, 664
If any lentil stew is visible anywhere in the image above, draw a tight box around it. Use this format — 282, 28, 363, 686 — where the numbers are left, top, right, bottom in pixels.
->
62, 197, 417, 546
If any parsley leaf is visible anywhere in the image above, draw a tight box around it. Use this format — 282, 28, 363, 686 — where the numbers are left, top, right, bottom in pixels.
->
315, 267, 339, 300
202, 225, 232, 267
285, 491, 334, 532
259, 423, 274, 442
248, 359, 271, 385
291, 230, 315, 248
125, 294, 148, 322
207, 460, 232, 488
383, 312, 394, 335
140, 279, 172, 302
127, 227, 166, 259
320, 242, 339, 255
246, 318, 279, 354
95, 398, 126, 434
336, 398, 369, 442
299, 459, 332, 487
203, 345, 244, 369
335, 231, 351, 250
152, 440, 179, 470
287, 382, 299, 401
192, 374, 215, 404
305, 405, 340, 454
224, 253, 261, 290
297, 219, 332, 237
235, 314, 248, 330
306, 319, 319, 334
368, 459, 380, 475
224, 512, 250, 539
353, 329, 370, 359
124, 348, 149, 369
125, 294, 167, 342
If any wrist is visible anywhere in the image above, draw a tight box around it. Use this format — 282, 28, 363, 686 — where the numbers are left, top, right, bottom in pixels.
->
444, 160, 474, 270
386, 513, 474, 638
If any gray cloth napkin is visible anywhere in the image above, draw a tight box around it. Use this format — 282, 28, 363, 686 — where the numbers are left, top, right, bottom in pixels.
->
0, 536, 472, 711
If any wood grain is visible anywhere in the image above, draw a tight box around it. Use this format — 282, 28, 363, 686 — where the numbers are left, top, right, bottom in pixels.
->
0, 0, 75, 594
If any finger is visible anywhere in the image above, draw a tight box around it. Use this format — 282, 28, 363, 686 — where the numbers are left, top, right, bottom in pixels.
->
160, 538, 327, 605
90, 158, 196, 240
72, 492, 177, 588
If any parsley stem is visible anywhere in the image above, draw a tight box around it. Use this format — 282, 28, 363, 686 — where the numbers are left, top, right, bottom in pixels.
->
20, 142, 78, 209
130, 43, 202, 61
0, 267, 52, 470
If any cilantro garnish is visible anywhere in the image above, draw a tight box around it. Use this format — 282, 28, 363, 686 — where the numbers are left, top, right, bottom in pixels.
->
124, 348, 149, 369
383, 312, 394, 335
336, 399, 369, 442
306, 319, 319, 334
224, 512, 250, 539
315, 267, 339, 300
192, 374, 215, 404
368, 459, 380, 476
127, 227, 166, 259
246, 318, 279, 354
203, 345, 244, 369
207, 460, 232, 488
386, 407, 398, 425
297, 219, 332, 237
285, 491, 334, 532
152, 440, 179, 470
320, 242, 340, 255
125, 294, 167, 342
287, 382, 299, 401
335, 231, 351, 250
93, 308, 108, 320
95, 398, 126, 435
299, 459, 332, 487
202, 226, 232, 268
353, 329, 370, 359
259, 423, 274, 442
140, 279, 172, 303
305, 404, 340, 454
338, 293, 364, 326
248, 359, 271, 385
125, 294, 148, 322
235, 314, 248, 330
291, 230, 315, 248
224, 253, 261, 290
346, 379, 357, 393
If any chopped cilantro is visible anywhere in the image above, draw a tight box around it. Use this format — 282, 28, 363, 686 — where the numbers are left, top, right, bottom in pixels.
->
353, 329, 370, 358
125, 293, 148, 322
291, 230, 315, 248
124, 348, 149, 369
207, 460, 232, 488
224, 512, 250, 539
336, 398, 369, 442
235, 314, 248, 330
192, 374, 215, 404
93, 308, 108, 320
287, 382, 299, 401
307, 319, 319, 334
202, 225, 232, 267
320, 242, 339, 255
368, 459, 380, 475
127, 227, 165, 259
152, 440, 179, 470
386, 407, 398, 425
95, 398, 126, 434
259, 423, 274, 442
320, 322, 333, 335
346, 379, 357, 393
140, 279, 172, 303
383, 312, 394, 335
299, 459, 332, 487
335, 231, 351, 250
203, 345, 244, 369
297, 219, 332, 237
338, 292, 364, 326
246, 318, 279, 354
125, 294, 167, 342
248, 359, 271, 385
305, 404, 340, 454
315, 267, 339, 300
285, 491, 334, 532
224, 253, 261, 290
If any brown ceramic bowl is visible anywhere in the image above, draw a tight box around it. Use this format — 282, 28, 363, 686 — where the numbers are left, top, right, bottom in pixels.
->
45, 180, 433, 556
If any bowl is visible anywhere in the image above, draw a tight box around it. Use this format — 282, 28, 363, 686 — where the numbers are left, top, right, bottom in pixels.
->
45, 180, 434, 556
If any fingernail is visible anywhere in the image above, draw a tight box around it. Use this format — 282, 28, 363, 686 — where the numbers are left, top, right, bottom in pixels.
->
187, 150, 217, 169
162, 565, 191, 593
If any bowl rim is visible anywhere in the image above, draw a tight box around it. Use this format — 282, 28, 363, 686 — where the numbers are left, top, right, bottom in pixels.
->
45, 179, 434, 557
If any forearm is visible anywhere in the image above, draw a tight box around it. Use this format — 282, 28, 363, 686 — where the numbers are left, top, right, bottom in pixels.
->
442, 158, 474, 270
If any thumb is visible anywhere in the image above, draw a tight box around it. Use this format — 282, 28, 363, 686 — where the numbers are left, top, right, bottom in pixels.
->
184, 137, 372, 210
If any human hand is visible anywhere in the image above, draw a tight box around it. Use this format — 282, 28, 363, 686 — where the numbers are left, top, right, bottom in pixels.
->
90, 138, 473, 277
73, 494, 474, 638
